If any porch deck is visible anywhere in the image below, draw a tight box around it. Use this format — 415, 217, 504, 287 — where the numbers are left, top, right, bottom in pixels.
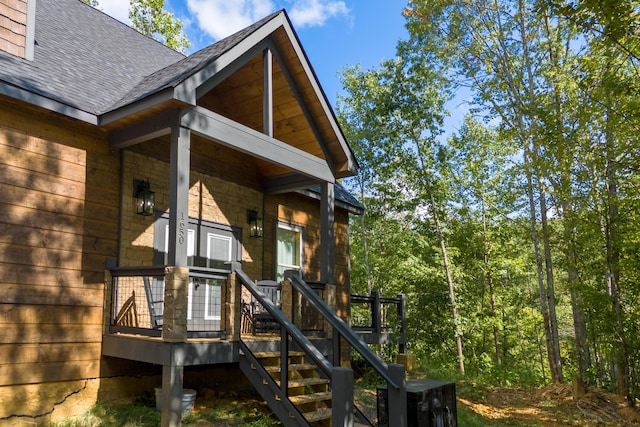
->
102, 265, 405, 366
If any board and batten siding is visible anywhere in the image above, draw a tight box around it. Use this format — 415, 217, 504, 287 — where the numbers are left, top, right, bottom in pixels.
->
0, 99, 120, 420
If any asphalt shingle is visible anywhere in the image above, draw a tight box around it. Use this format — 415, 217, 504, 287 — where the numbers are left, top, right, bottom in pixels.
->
0, 0, 184, 115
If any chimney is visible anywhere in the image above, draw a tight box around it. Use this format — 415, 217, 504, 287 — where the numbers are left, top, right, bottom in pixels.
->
0, 0, 36, 60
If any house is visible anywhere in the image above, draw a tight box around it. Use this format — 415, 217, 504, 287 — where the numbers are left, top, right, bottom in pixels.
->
0, 0, 408, 426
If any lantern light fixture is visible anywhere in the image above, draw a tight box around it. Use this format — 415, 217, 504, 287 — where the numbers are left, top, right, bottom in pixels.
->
133, 179, 155, 216
246, 209, 263, 238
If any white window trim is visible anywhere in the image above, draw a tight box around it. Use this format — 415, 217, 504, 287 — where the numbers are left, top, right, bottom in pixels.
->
276, 221, 304, 280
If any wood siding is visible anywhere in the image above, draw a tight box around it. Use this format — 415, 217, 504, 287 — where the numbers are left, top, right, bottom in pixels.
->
0, 0, 27, 58
120, 142, 264, 280
0, 98, 119, 394
264, 193, 351, 321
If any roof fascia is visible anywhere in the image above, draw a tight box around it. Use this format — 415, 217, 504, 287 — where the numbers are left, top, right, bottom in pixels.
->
181, 106, 335, 184
263, 173, 320, 194
108, 108, 180, 150
99, 87, 178, 126
297, 188, 364, 215
175, 14, 288, 104
278, 15, 358, 176
0, 82, 98, 124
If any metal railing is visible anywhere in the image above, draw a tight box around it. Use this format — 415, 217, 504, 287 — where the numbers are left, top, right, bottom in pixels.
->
287, 274, 407, 426
234, 267, 350, 427
351, 290, 407, 353
107, 265, 229, 338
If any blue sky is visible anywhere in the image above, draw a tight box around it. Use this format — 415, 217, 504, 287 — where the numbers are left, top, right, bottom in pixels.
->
99, 0, 409, 108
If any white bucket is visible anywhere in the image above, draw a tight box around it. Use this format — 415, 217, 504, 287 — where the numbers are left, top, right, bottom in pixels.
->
154, 388, 197, 416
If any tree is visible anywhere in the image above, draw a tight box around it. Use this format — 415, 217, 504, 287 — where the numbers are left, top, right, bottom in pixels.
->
129, 0, 190, 54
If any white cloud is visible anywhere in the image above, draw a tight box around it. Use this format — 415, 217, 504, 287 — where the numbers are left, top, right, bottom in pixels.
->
186, 0, 349, 41
99, 0, 131, 25
287, 0, 348, 28
186, 0, 275, 40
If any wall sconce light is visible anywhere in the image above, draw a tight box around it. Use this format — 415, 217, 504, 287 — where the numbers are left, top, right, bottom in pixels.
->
246, 209, 263, 238
133, 179, 155, 216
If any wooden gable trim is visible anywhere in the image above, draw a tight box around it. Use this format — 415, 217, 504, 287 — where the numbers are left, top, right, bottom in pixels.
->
265, 39, 334, 173
175, 18, 285, 104
180, 106, 335, 184
275, 16, 357, 176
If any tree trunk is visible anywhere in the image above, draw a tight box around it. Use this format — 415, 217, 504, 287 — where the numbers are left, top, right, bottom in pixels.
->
481, 193, 501, 366
604, 110, 631, 404
427, 182, 465, 375
564, 208, 590, 384
524, 146, 558, 383
359, 181, 373, 294
538, 181, 563, 383
518, 0, 562, 383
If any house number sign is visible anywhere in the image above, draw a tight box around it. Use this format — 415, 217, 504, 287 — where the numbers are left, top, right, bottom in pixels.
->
178, 212, 185, 244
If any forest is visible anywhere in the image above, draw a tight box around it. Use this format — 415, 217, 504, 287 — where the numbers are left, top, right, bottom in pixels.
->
337, 0, 640, 408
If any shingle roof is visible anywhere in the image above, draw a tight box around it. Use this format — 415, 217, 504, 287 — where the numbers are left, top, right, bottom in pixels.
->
305, 183, 365, 214
108, 10, 283, 112
0, 0, 285, 116
0, 0, 185, 115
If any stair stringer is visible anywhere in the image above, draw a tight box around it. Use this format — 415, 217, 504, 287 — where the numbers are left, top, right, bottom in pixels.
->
239, 340, 309, 427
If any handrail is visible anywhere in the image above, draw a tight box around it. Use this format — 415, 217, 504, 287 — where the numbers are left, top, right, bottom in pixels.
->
233, 267, 333, 377
109, 265, 166, 277
288, 275, 401, 390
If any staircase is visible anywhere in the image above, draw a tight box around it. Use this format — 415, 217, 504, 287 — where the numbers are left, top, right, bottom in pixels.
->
240, 348, 333, 426
233, 265, 406, 427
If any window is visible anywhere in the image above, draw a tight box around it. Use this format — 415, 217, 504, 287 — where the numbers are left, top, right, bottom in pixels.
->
154, 215, 241, 268
276, 222, 303, 282
153, 215, 241, 331
206, 233, 233, 269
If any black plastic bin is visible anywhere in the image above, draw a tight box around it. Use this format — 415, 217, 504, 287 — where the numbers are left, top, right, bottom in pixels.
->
377, 379, 457, 427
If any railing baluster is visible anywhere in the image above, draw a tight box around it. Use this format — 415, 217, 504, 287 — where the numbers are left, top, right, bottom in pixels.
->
398, 293, 407, 354
372, 290, 381, 334
280, 326, 289, 397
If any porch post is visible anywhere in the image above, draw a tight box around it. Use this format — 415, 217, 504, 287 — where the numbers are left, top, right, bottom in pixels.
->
320, 181, 335, 284
167, 125, 191, 268
263, 48, 273, 137
161, 124, 190, 427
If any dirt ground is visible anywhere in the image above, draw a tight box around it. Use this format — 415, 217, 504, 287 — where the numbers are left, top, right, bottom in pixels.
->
190, 382, 640, 426
459, 383, 640, 426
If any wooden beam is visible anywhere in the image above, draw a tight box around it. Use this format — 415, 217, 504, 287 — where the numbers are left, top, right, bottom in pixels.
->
272, 26, 357, 175
108, 109, 179, 150
263, 173, 319, 194
179, 18, 285, 103
180, 106, 334, 183
263, 48, 273, 137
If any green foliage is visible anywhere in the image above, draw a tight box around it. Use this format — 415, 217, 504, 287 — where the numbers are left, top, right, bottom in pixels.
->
53, 402, 160, 426
53, 398, 280, 427
340, 0, 640, 401
129, 0, 190, 54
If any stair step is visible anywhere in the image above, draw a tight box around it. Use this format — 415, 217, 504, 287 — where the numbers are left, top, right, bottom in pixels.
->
277, 377, 330, 388
265, 363, 317, 373
253, 351, 305, 359
304, 407, 332, 423
288, 391, 332, 405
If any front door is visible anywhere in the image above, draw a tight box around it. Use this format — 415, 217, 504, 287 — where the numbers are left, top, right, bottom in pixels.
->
155, 215, 242, 332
